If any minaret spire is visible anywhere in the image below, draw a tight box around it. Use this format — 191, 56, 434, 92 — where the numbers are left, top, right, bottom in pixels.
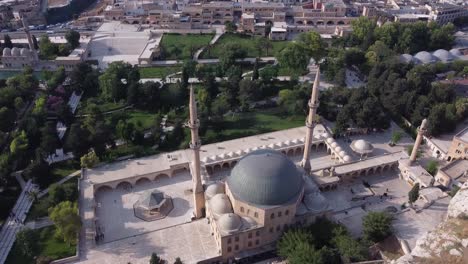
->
410, 119, 427, 164
188, 85, 205, 218
300, 67, 320, 172
20, 14, 38, 62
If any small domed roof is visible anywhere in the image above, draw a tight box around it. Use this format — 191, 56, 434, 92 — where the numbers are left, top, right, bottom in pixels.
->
2, 47, 11, 56
350, 139, 374, 154
209, 194, 233, 216
218, 213, 242, 234
19, 48, 30, 56
205, 182, 225, 199
339, 150, 346, 157
11, 47, 20, 56
227, 149, 303, 206
304, 192, 328, 212
399, 54, 413, 64
449, 48, 462, 57
331, 142, 338, 148
433, 49, 455, 62
343, 155, 351, 162
335, 146, 342, 152
414, 51, 438, 64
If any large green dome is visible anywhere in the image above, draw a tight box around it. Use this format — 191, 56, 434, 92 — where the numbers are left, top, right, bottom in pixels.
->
226, 149, 303, 206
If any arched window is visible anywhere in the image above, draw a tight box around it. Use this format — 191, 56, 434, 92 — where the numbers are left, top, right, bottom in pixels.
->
254, 212, 258, 218
270, 213, 275, 219
285, 210, 289, 216
256, 231, 260, 237
227, 246, 232, 252
278, 211, 282, 217
240, 207, 244, 213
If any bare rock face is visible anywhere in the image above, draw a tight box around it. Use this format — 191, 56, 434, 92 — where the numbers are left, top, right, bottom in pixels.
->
393, 182, 468, 263
447, 182, 468, 219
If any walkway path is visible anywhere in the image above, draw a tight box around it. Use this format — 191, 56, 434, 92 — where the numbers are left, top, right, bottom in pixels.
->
193, 28, 224, 61
0, 180, 38, 264
152, 56, 276, 66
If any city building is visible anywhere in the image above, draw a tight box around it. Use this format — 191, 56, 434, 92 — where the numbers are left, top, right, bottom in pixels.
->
434, 159, 468, 188
447, 127, 468, 161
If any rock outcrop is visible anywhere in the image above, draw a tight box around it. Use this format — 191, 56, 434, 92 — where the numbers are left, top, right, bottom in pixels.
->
393, 182, 468, 263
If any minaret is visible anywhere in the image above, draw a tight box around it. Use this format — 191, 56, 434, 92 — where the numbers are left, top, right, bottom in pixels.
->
188, 85, 205, 218
300, 68, 320, 171
410, 119, 427, 163
20, 14, 38, 62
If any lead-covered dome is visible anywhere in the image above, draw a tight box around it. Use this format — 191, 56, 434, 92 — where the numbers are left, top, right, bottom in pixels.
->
226, 149, 303, 206
433, 49, 455, 62
3, 47, 11, 56
414, 51, 438, 64
218, 213, 242, 234
11, 47, 20, 56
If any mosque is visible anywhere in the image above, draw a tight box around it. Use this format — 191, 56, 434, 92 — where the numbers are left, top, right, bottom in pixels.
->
80, 69, 433, 263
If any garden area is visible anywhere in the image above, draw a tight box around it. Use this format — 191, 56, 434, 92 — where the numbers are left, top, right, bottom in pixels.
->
201, 33, 288, 59
138, 66, 181, 78
202, 107, 304, 144
159, 33, 214, 60
6, 226, 76, 264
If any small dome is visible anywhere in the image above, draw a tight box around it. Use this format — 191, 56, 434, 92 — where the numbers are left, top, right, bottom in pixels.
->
11, 47, 20, 56
335, 146, 343, 152
304, 192, 328, 212
2, 47, 11, 56
209, 194, 233, 216
205, 182, 225, 200
227, 149, 303, 206
449, 48, 462, 57
331, 142, 338, 148
218, 213, 242, 234
399, 54, 413, 64
242, 216, 257, 228
322, 132, 330, 138
433, 49, 455, 62
339, 150, 346, 157
350, 139, 374, 154
326, 138, 334, 144
414, 51, 438, 64
343, 155, 351, 162
20, 48, 30, 56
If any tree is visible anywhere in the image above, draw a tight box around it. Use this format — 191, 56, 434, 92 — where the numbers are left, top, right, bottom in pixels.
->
150, 252, 165, 264
49, 182, 77, 205
32, 35, 39, 49
39, 35, 58, 60
0, 106, 15, 132
116, 120, 135, 143
55, 103, 74, 126
99, 61, 139, 101
350, 17, 376, 49
65, 122, 91, 158
252, 58, 259, 80
362, 212, 393, 242
23, 158, 51, 188
238, 79, 259, 111
408, 183, 420, 205
297, 31, 326, 62
173, 257, 183, 264
277, 43, 309, 75
425, 160, 438, 176
391, 131, 402, 145
70, 62, 100, 97
332, 234, 367, 262
49, 201, 81, 245
277, 228, 330, 264
65, 30, 80, 49
218, 43, 246, 72
10, 130, 29, 156
255, 37, 272, 57
224, 21, 237, 33
14, 96, 25, 111
16, 228, 39, 258
40, 121, 60, 155
3, 34, 12, 49
80, 150, 100, 168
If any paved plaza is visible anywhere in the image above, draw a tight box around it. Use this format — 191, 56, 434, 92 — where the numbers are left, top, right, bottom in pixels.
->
94, 171, 194, 243
78, 219, 219, 264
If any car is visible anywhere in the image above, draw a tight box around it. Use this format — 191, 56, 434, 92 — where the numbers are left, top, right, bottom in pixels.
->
46, 30, 54, 34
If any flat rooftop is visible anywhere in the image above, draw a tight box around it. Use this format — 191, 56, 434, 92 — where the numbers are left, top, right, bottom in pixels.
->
440, 159, 468, 179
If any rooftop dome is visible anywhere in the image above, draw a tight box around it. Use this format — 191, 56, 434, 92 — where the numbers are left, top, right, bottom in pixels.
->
326, 138, 334, 144
227, 149, 303, 206
205, 182, 225, 200
331, 142, 338, 148
19, 48, 30, 57
433, 49, 455, 62
350, 139, 374, 154
218, 213, 242, 234
2, 47, 11, 56
399, 54, 413, 64
343, 155, 351, 162
210, 193, 233, 216
414, 51, 438, 64
449, 48, 462, 57
11, 47, 20, 56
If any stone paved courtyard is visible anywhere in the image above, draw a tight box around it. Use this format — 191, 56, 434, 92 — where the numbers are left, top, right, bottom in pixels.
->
77, 219, 219, 264
94, 171, 194, 243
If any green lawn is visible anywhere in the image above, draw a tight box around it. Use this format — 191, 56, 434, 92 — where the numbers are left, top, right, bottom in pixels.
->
127, 110, 158, 130
160, 33, 214, 60
51, 160, 80, 178
6, 226, 75, 264
139, 66, 181, 78
202, 108, 304, 144
77, 98, 127, 115
201, 33, 289, 59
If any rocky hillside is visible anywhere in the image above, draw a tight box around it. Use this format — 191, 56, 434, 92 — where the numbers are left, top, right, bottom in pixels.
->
393, 182, 468, 263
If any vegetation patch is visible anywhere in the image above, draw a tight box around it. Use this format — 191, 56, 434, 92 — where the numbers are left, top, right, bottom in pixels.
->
138, 66, 181, 78
159, 33, 214, 60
